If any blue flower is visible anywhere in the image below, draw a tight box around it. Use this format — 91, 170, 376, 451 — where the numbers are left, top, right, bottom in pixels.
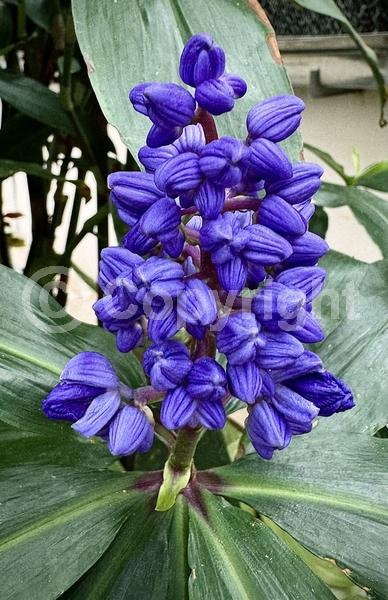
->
160, 357, 227, 430
248, 138, 293, 181
195, 74, 247, 115
200, 212, 293, 293
257, 194, 307, 238
129, 82, 196, 147
108, 171, 164, 226
123, 197, 184, 258
179, 32, 246, 115
179, 32, 226, 87
143, 340, 192, 390
246, 401, 291, 459
42, 352, 153, 455
285, 371, 355, 416
199, 136, 250, 187
266, 162, 324, 204
246, 95, 305, 143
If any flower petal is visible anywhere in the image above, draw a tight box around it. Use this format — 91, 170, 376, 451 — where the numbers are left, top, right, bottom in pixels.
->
187, 357, 227, 402
72, 390, 120, 437
42, 383, 101, 422
108, 405, 154, 455
61, 352, 119, 388
160, 386, 196, 429
216, 257, 248, 294
272, 384, 319, 435
246, 401, 291, 459
196, 399, 226, 429
227, 362, 262, 404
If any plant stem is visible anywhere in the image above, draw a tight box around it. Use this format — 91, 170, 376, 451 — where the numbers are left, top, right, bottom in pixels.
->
155, 426, 204, 511
169, 426, 204, 471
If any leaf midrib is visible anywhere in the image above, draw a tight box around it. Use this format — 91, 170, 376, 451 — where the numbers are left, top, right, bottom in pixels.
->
219, 483, 388, 522
0, 342, 61, 376
0, 478, 135, 551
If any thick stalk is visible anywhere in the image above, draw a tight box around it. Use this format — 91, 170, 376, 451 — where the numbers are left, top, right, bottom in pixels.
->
156, 427, 203, 511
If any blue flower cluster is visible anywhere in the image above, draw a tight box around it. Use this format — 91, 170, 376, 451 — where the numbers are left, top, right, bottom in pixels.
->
43, 33, 354, 460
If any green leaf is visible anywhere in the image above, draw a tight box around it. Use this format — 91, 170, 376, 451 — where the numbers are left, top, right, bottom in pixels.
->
0, 158, 87, 187
0, 265, 145, 433
291, 0, 387, 127
0, 114, 50, 162
354, 161, 388, 193
316, 183, 388, 257
0, 423, 147, 600
308, 205, 328, 239
204, 433, 388, 597
0, 70, 75, 134
313, 251, 388, 434
63, 496, 189, 600
72, 0, 302, 162
261, 516, 367, 598
304, 142, 351, 184
188, 490, 335, 599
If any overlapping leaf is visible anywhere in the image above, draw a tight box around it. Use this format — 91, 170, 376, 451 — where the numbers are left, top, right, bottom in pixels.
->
203, 432, 388, 597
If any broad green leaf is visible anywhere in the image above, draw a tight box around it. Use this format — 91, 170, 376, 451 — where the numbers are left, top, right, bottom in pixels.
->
354, 161, 388, 193
316, 183, 388, 257
0, 265, 145, 433
0, 423, 146, 600
0, 70, 75, 134
291, 0, 387, 126
72, 0, 302, 162
62, 495, 189, 600
261, 516, 367, 599
203, 433, 388, 597
313, 251, 388, 434
188, 490, 335, 599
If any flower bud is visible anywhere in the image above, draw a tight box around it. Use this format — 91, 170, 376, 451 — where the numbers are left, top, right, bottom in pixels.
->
266, 163, 324, 205
227, 362, 262, 404
143, 340, 192, 391
286, 371, 355, 416
258, 195, 307, 237
246, 401, 291, 459
179, 33, 225, 87
248, 139, 293, 181
247, 95, 305, 142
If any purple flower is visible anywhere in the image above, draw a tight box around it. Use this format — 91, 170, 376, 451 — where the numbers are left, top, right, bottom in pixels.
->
129, 82, 196, 147
266, 162, 324, 205
123, 197, 184, 258
94, 253, 185, 352
257, 195, 307, 238
195, 74, 247, 115
248, 138, 293, 181
143, 340, 192, 390
200, 212, 292, 293
42, 352, 153, 455
246, 401, 291, 459
199, 136, 250, 187
160, 356, 227, 430
286, 371, 355, 416
247, 95, 305, 143
179, 32, 225, 87
108, 171, 164, 226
